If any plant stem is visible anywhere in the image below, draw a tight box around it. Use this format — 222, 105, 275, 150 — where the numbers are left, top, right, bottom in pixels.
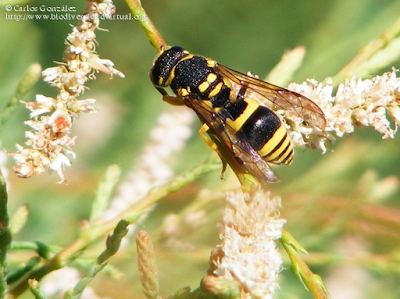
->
28, 279, 47, 299
332, 17, 400, 84
7, 160, 220, 298
64, 220, 129, 299
89, 165, 121, 224
124, 0, 167, 52
0, 170, 11, 298
280, 230, 330, 299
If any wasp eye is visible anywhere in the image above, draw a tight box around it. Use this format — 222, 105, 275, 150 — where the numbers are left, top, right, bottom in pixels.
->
150, 63, 162, 86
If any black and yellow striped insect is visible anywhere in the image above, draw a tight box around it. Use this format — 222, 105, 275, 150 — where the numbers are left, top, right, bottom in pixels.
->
150, 46, 326, 183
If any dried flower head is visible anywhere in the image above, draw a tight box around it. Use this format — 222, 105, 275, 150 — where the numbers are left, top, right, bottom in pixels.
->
10, 0, 124, 183
205, 188, 286, 298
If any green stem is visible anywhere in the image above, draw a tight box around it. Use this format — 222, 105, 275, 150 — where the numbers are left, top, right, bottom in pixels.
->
124, 0, 167, 52
89, 165, 121, 224
28, 279, 47, 299
280, 230, 330, 299
7, 257, 41, 285
332, 17, 400, 84
10, 241, 58, 259
0, 170, 11, 298
64, 220, 129, 299
7, 160, 220, 298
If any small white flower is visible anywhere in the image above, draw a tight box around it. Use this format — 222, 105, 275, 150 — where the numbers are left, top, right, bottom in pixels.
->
69, 45, 84, 55
42, 66, 64, 82
47, 110, 72, 133
49, 152, 72, 183
24, 94, 56, 117
70, 98, 97, 113
24, 119, 48, 132
50, 153, 71, 171
88, 56, 125, 78
97, 2, 116, 18
388, 105, 400, 126
64, 149, 76, 160
14, 163, 34, 178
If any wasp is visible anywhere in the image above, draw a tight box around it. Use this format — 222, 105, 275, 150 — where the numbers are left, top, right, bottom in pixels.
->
150, 46, 326, 183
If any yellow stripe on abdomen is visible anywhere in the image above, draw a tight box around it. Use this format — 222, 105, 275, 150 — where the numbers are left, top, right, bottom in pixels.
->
260, 125, 293, 165
258, 125, 287, 158
266, 135, 290, 162
226, 98, 259, 131
272, 141, 293, 164
279, 147, 294, 165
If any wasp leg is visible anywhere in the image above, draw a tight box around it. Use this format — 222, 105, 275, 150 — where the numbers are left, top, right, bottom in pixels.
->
199, 123, 227, 179
162, 95, 184, 106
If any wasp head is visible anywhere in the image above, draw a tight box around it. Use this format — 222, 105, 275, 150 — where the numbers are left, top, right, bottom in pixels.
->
150, 46, 188, 93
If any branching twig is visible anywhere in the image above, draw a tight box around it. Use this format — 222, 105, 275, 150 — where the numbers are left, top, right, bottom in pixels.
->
7, 159, 220, 298
280, 230, 330, 299
63, 220, 129, 299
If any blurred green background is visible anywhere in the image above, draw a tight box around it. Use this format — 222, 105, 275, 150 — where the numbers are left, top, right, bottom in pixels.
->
1, 0, 400, 298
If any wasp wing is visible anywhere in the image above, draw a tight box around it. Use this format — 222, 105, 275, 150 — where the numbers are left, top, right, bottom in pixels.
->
187, 98, 279, 183
216, 64, 326, 129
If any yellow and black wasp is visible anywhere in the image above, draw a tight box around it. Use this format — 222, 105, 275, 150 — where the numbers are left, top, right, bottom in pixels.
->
150, 46, 326, 183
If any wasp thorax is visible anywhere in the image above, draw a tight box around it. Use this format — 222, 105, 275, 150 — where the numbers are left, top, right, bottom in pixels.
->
150, 46, 188, 87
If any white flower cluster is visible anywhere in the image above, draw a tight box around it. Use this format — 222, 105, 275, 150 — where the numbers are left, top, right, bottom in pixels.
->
10, 0, 124, 183
207, 188, 286, 298
284, 69, 400, 152
103, 108, 194, 221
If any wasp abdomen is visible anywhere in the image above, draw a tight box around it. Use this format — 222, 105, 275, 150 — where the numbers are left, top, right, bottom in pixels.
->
226, 98, 293, 165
